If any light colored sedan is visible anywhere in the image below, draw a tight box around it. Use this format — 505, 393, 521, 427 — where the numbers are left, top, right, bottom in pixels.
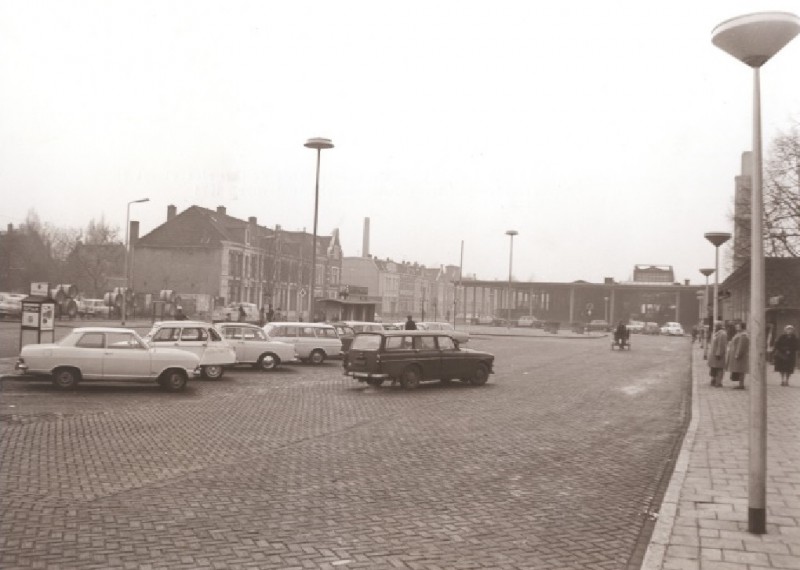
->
144, 320, 236, 379
416, 322, 470, 344
214, 323, 298, 370
14, 327, 201, 391
660, 322, 685, 336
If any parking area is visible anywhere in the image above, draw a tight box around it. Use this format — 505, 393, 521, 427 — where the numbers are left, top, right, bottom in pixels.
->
1, 330, 691, 569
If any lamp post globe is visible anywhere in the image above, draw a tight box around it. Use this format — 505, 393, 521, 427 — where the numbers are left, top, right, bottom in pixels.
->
712, 10, 800, 535
505, 230, 518, 328
304, 137, 334, 322
704, 232, 731, 330
122, 197, 150, 325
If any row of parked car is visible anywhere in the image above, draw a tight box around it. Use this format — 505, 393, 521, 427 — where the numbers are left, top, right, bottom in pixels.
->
14, 319, 480, 392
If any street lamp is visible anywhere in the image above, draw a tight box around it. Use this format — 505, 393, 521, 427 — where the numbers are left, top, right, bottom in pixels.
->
505, 230, 517, 328
604, 296, 609, 324
122, 198, 149, 325
712, 10, 800, 535
304, 137, 334, 322
699, 267, 715, 353
704, 232, 731, 332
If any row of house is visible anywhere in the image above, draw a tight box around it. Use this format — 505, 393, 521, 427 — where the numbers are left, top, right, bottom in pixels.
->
132, 205, 462, 322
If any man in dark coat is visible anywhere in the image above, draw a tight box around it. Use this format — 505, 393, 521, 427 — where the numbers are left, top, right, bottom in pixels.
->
774, 324, 799, 386
707, 321, 728, 387
404, 315, 417, 330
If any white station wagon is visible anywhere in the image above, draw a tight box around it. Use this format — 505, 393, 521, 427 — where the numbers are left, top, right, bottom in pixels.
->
144, 320, 236, 379
262, 322, 342, 364
15, 327, 200, 391
214, 323, 298, 370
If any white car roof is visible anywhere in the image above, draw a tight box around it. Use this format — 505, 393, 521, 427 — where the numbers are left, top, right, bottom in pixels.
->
152, 320, 214, 327
267, 322, 333, 328
71, 327, 138, 334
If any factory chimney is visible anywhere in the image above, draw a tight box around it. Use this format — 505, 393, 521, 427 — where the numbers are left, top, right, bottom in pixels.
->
363, 217, 370, 258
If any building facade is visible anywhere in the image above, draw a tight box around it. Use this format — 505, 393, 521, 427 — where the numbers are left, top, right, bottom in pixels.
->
133, 205, 342, 321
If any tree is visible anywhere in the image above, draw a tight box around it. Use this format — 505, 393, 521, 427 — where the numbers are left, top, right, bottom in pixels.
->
65, 217, 123, 297
764, 120, 800, 257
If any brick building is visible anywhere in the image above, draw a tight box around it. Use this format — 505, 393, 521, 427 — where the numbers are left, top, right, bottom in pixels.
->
133, 205, 342, 321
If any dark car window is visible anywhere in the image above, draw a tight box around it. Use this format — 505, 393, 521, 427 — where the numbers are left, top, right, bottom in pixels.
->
107, 332, 144, 349
208, 328, 222, 342
317, 327, 338, 338
76, 332, 105, 348
437, 336, 456, 351
300, 326, 316, 338
417, 336, 437, 350
222, 327, 242, 340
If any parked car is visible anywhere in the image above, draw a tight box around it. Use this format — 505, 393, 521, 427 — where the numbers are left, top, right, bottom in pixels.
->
262, 322, 342, 364
587, 320, 610, 332
0, 292, 26, 320
627, 320, 645, 334
343, 330, 495, 389
143, 320, 236, 379
416, 321, 469, 344
643, 322, 661, 335
214, 322, 297, 370
382, 323, 402, 331
78, 298, 111, 318
660, 322, 685, 336
517, 315, 542, 328
14, 327, 200, 391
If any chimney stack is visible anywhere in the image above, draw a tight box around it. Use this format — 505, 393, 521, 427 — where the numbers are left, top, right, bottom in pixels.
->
248, 216, 257, 225
216, 205, 227, 215
363, 217, 370, 257
167, 204, 176, 221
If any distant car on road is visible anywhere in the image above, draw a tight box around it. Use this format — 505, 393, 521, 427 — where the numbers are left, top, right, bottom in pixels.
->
0, 292, 25, 320
343, 330, 495, 389
214, 322, 297, 370
627, 320, 645, 334
517, 315, 542, 328
78, 298, 111, 319
15, 327, 200, 391
212, 302, 260, 323
660, 322, 685, 336
643, 322, 661, 335
416, 321, 469, 344
587, 320, 611, 332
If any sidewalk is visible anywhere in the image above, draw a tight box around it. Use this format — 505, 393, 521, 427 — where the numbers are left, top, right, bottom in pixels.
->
642, 345, 800, 569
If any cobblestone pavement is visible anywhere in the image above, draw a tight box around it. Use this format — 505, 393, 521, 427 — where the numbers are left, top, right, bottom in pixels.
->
1, 334, 691, 569
642, 344, 800, 570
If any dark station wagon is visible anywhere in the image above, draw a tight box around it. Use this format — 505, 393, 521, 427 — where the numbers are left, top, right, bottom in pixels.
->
343, 331, 495, 389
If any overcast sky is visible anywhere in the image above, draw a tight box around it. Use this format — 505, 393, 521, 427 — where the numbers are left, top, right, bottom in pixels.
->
1, 1, 799, 285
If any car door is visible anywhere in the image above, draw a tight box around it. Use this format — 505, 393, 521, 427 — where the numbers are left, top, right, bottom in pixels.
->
71, 331, 106, 378
414, 335, 441, 379
102, 331, 151, 379
220, 326, 247, 362
240, 326, 263, 362
436, 335, 469, 378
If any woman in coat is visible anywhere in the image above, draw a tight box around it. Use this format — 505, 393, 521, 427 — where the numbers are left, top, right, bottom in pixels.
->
726, 322, 749, 389
774, 325, 799, 386
707, 322, 728, 388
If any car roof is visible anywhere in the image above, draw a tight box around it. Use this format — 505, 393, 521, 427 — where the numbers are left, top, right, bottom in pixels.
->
71, 327, 138, 334
266, 321, 333, 328
151, 320, 214, 327
358, 330, 458, 337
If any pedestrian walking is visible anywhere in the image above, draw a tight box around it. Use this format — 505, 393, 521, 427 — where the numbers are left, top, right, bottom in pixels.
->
707, 321, 727, 387
773, 324, 799, 386
404, 315, 417, 330
726, 322, 749, 390
174, 306, 188, 320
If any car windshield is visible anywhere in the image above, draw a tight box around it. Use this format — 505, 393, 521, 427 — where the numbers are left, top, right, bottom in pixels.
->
351, 334, 381, 350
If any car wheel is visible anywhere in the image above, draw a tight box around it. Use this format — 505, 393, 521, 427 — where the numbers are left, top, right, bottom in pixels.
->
256, 352, 280, 371
400, 366, 421, 389
365, 378, 384, 387
470, 363, 489, 386
202, 365, 224, 380
309, 350, 325, 365
159, 369, 187, 392
52, 367, 79, 390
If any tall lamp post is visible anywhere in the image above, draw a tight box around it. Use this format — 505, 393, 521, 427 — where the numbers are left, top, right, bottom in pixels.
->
505, 230, 517, 328
699, 267, 715, 353
712, 11, 800, 535
604, 296, 609, 324
122, 197, 149, 325
304, 137, 334, 322
704, 232, 731, 332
